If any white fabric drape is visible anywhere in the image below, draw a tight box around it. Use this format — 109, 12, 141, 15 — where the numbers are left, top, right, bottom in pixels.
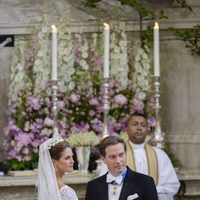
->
37, 137, 63, 200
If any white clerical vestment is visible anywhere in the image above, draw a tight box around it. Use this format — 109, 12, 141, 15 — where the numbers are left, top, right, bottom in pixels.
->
98, 142, 180, 200
130, 142, 180, 200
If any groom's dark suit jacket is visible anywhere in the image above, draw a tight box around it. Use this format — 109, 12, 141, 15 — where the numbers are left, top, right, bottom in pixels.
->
85, 166, 158, 200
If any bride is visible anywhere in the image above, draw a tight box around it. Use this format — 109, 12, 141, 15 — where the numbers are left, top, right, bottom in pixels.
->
37, 135, 78, 200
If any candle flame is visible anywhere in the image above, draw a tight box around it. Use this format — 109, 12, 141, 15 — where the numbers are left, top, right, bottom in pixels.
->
103, 23, 110, 30
51, 25, 57, 32
154, 22, 159, 29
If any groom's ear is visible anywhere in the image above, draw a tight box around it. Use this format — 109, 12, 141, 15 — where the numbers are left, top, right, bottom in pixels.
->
101, 156, 106, 164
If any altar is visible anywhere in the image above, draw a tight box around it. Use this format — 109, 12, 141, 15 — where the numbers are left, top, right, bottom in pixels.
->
0, 171, 96, 200
0, 170, 199, 200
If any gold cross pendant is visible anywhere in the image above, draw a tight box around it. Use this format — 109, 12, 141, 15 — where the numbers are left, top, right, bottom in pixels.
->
112, 184, 118, 196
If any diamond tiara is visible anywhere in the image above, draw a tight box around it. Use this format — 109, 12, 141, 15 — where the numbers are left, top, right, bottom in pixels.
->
47, 136, 64, 150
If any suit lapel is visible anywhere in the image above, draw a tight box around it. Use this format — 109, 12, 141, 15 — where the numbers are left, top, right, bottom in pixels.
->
119, 168, 137, 200
99, 174, 109, 200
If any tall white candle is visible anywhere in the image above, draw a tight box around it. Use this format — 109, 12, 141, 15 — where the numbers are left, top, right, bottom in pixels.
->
103, 23, 110, 78
154, 22, 160, 77
51, 25, 57, 81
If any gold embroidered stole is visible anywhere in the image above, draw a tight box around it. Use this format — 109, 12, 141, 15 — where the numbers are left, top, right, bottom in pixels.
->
126, 141, 158, 185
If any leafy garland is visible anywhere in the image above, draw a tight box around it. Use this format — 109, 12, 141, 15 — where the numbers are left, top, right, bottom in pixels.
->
171, 25, 200, 56
84, 0, 192, 17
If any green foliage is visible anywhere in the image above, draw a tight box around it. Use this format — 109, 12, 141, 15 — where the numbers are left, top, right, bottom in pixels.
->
84, 0, 101, 8
170, 25, 200, 56
173, 0, 193, 12
84, 0, 154, 18
118, 0, 154, 18
164, 143, 182, 168
88, 152, 99, 172
6, 152, 38, 170
141, 25, 153, 49
158, 9, 168, 19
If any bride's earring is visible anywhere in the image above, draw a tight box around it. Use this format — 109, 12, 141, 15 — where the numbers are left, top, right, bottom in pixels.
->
54, 165, 58, 172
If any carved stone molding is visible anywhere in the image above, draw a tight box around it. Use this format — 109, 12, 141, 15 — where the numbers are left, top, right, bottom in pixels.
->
166, 134, 200, 144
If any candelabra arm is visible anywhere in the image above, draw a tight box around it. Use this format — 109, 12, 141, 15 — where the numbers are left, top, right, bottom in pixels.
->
102, 78, 110, 138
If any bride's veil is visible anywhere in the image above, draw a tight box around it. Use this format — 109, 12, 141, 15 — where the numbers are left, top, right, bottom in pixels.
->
37, 136, 64, 200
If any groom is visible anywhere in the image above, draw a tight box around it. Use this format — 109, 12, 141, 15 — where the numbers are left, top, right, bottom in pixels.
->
85, 136, 158, 200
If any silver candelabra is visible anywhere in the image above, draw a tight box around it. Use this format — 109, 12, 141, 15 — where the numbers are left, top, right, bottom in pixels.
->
102, 78, 110, 138
52, 80, 59, 136
154, 76, 164, 148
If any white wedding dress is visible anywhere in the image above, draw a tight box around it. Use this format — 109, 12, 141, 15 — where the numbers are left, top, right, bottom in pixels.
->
60, 185, 78, 200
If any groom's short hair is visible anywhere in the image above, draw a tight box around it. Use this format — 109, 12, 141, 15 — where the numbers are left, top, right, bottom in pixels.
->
98, 136, 126, 157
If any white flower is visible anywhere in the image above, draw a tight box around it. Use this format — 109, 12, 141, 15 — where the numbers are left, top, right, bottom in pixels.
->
67, 131, 100, 147
135, 54, 140, 61
141, 52, 148, 59
40, 128, 53, 136
24, 121, 30, 132
137, 92, 146, 100
44, 117, 54, 127
82, 52, 88, 59
68, 82, 75, 91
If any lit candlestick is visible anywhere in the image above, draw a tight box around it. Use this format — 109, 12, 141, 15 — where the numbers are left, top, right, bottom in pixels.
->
154, 22, 160, 77
103, 23, 110, 78
51, 25, 57, 81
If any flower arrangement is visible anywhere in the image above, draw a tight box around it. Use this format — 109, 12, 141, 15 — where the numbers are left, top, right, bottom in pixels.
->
4, 19, 155, 170
66, 131, 100, 147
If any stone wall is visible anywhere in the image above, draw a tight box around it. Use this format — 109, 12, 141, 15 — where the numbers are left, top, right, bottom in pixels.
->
0, 170, 199, 200
0, 0, 200, 170
160, 33, 200, 170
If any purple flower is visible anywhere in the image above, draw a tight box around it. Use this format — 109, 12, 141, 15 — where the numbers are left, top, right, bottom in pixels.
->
15, 133, 32, 146
44, 117, 53, 127
89, 97, 99, 106
23, 155, 31, 161
147, 116, 156, 127
133, 98, 145, 111
27, 97, 41, 110
35, 118, 43, 124
89, 110, 96, 116
71, 122, 90, 133
58, 100, 65, 108
91, 118, 103, 133
113, 94, 128, 105
91, 146, 100, 156
119, 117, 128, 131
8, 149, 17, 159
69, 93, 80, 103
32, 138, 41, 148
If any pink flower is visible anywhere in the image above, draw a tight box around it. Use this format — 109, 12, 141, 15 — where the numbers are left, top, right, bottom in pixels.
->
89, 110, 95, 116
69, 93, 80, 103
27, 97, 41, 110
89, 97, 99, 106
134, 98, 145, 111
113, 94, 127, 105
15, 133, 32, 146
58, 100, 65, 108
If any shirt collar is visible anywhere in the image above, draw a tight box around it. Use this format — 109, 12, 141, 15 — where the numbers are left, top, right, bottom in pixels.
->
106, 167, 127, 185
129, 141, 145, 150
